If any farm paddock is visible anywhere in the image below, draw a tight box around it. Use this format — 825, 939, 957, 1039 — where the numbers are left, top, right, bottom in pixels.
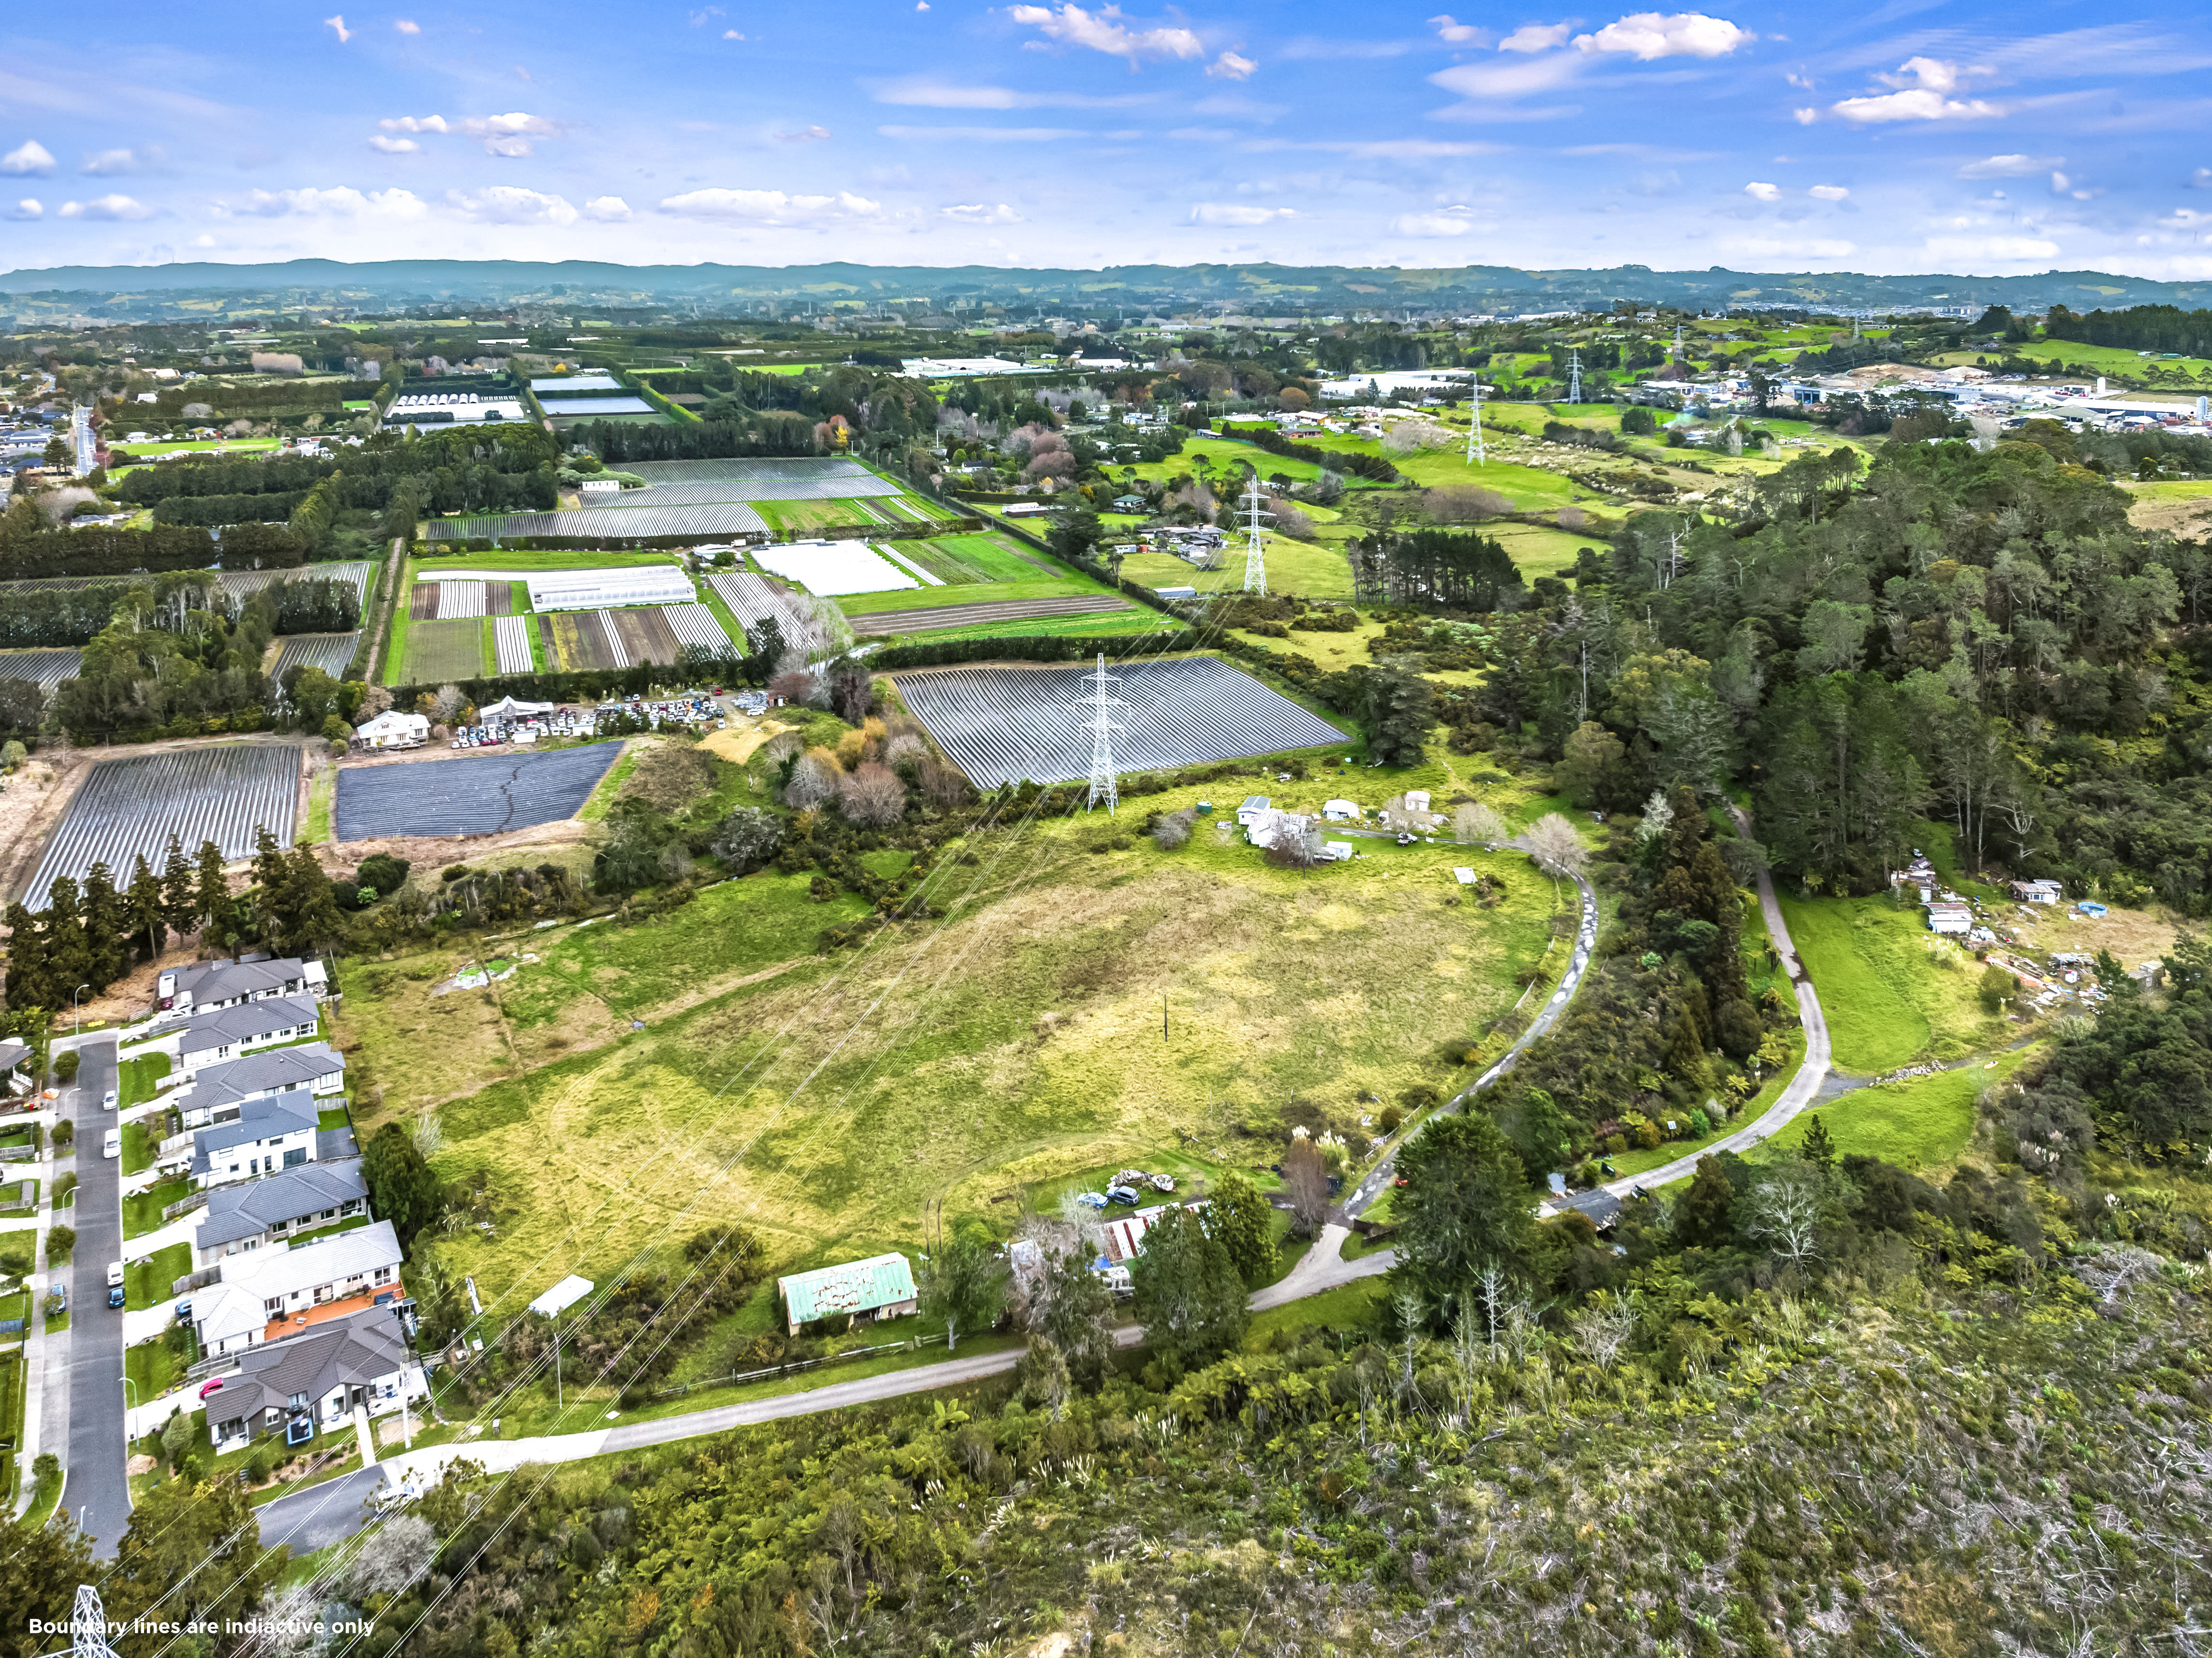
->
333, 741, 626, 840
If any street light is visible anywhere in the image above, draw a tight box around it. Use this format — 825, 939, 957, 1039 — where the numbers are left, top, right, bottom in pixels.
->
121, 1375, 136, 1409
72, 983, 89, 1035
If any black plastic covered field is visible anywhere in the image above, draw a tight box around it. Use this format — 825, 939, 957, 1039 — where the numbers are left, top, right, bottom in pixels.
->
335, 742, 625, 840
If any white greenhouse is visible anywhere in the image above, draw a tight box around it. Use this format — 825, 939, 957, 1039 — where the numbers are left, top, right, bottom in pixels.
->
521, 567, 699, 612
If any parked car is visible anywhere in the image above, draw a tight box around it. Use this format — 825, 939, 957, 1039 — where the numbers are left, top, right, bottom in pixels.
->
1075, 1191, 1108, 1210
108, 1285, 126, 1310
1105, 1185, 1141, 1206
106, 1260, 125, 1288
175, 1300, 192, 1323
102, 1088, 116, 1110
198, 1377, 225, 1401
102, 1128, 119, 1159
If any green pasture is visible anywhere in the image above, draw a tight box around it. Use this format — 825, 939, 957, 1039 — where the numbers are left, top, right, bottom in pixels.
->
840, 577, 1116, 618
1777, 892, 2008, 1073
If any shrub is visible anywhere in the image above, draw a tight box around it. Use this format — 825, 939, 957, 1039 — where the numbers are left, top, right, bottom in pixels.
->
1378, 1106, 1405, 1134
54, 1050, 79, 1085
46, 1224, 74, 1265
51, 1118, 73, 1149
838, 762, 908, 827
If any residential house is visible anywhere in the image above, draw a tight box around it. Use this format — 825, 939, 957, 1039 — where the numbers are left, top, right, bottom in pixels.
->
355, 710, 430, 749
1109, 494, 1147, 513
1926, 903, 1973, 937
189, 1093, 321, 1189
205, 1306, 426, 1451
1245, 807, 1317, 851
133, 996, 321, 1078
191, 1158, 370, 1270
172, 1043, 345, 1130
0, 1037, 30, 1098
1235, 795, 1273, 827
192, 1219, 404, 1356
156, 956, 328, 1017
776, 1253, 918, 1336
2011, 879, 2065, 905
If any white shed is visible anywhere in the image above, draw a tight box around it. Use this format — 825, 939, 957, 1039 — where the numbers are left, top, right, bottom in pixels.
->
1236, 795, 1273, 826
1322, 799, 1361, 821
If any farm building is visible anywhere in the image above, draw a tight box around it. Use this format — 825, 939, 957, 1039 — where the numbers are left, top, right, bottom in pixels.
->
192, 1220, 406, 1357
1154, 585, 1197, 600
2011, 879, 2065, 905
1926, 903, 1973, 936
192, 1157, 371, 1269
356, 710, 430, 749
1236, 795, 1272, 826
777, 1253, 918, 1335
517, 566, 697, 613
1322, 798, 1361, 822
154, 955, 327, 1018
206, 1305, 426, 1452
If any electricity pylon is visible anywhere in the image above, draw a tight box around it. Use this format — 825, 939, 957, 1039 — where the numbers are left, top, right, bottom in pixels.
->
1464, 379, 1487, 467
1081, 654, 1124, 815
73, 1587, 119, 1658
1566, 346, 1583, 405
1238, 474, 1272, 595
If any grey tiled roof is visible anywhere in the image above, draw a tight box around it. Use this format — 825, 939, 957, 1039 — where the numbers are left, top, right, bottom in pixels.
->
205, 1307, 408, 1429
197, 1159, 368, 1249
191, 1095, 320, 1171
175, 957, 314, 1005
172, 996, 320, 1058
185, 1044, 344, 1113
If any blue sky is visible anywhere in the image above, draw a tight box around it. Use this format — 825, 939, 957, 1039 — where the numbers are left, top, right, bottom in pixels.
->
2, 2, 2209, 278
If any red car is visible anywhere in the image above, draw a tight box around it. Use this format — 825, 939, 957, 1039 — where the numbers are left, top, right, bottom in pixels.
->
198, 1378, 225, 1401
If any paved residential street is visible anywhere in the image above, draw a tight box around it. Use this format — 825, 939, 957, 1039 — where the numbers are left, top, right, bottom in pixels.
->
64, 1036, 131, 1553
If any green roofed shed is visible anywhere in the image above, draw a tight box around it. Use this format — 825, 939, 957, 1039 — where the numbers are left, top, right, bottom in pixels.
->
777, 1251, 919, 1335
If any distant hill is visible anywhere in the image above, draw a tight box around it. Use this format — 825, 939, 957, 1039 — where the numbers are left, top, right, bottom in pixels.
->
2, 257, 2205, 320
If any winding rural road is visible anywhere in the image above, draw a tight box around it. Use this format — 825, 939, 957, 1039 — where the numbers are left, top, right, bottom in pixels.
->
253, 822, 1833, 1559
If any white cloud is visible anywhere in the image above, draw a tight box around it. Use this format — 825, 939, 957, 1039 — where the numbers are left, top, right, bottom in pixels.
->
448, 186, 579, 225
872, 79, 1151, 108
1957, 154, 2058, 178
658, 187, 883, 224
1430, 52, 1585, 99
1792, 106, 1816, 125
380, 115, 452, 134
917, 1, 930, 9
1809, 183, 1849, 200
1208, 51, 1256, 79
1318, 138, 1505, 157
1188, 202, 1295, 225
58, 193, 150, 220
724, 29, 745, 39
1743, 180, 1781, 201
1429, 14, 1490, 45
80, 148, 149, 176
1831, 88, 1998, 124
369, 135, 419, 153
2, 140, 57, 176
462, 112, 561, 157
1573, 13, 1753, 59
1500, 22, 1573, 52
236, 185, 427, 218
1834, 58, 1997, 123
1393, 210, 1478, 235
582, 195, 632, 221
775, 126, 833, 142
395, 18, 420, 33
9, 198, 42, 220
2193, 167, 2212, 189
1923, 234, 2059, 262
323, 14, 353, 44
1005, 3, 1204, 64
942, 202, 1025, 223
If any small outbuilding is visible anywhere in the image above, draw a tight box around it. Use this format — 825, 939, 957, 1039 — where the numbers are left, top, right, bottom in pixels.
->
1322, 798, 1361, 822
778, 1252, 918, 1335
1926, 903, 1973, 936
1236, 795, 1273, 826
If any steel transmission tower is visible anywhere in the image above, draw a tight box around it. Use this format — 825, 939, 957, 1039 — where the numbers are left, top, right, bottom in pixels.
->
1673, 322, 1684, 362
1080, 654, 1125, 815
73, 1587, 119, 1658
1566, 346, 1583, 405
1238, 475, 1272, 595
1464, 379, 1487, 467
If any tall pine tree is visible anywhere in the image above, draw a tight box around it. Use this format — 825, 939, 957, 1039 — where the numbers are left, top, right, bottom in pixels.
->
80, 862, 131, 990
2, 902, 55, 1012
40, 878, 93, 1010
126, 854, 167, 964
160, 834, 196, 939
193, 840, 231, 941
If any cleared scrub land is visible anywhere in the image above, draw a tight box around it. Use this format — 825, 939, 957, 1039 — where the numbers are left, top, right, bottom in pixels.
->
270, 633, 358, 680
896, 656, 1346, 788
24, 744, 301, 906
0, 648, 84, 692
335, 741, 625, 839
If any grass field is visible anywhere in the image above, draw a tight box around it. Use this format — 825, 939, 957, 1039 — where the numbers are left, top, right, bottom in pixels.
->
1932, 338, 2212, 385
839, 576, 1118, 618
125, 1242, 190, 1311
413, 547, 687, 575
1763, 1048, 2031, 1172
1778, 892, 2008, 1072
888, 532, 1054, 584
340, 797, 1561, 1304
124, 1178, 192, 1241
404, 618, 489, 684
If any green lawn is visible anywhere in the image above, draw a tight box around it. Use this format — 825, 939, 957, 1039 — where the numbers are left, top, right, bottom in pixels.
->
126, 1332, 193, 1404
287, 1214, 373, 1249
124, 1178, 192, 1241
1760, 1050, 2029, 1171
1118, 534, 1353, 600
884, 608, 1185, 645
125, 1242, 192, 1311
120, 1121, 157, 1177
839, 576, 1118, 618
1778, 892, 2008, 1073
117, 1053, 171, 1111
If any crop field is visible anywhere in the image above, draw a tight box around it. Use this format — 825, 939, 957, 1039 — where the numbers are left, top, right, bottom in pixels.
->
755, 541, 919, 597
406, 618, 489, 683
270, 633, 359, 680
334, 741, 625, 840
663, 603, 735, 653
423, 504, 770, 541
220, 562, 377, 613
607, 607, 679, 666
436, 580, 487, 619
547, 610, 621, 671
751, 500, 883, 536
0, 648, 84, 692
706, 572, 835, 659
23, 743, 302, 907
624, 457, 886, 487
606, 477, 901, 508
848, 595, 1132, 636
896, 656, 1347, 787
898, 532, 1057, 583
492, 616, 535, 675
343, 817, 1558, 1295
485, 581, 516, 615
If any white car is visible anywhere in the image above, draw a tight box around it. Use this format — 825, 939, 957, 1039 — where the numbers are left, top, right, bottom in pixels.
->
102, 1128, 120, 1159
102, 1088, 116, 1110
105, 1260, 125, 1289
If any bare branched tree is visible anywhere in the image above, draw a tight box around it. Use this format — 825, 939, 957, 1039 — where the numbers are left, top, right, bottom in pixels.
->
1281, 1136, 1331, 1238
1455, 801, 1510, 847
1568, 1289, 1637, 1370
1747, 1172, 1824, 1270
2072, 1243, 2165, 1303
1524, 812, 1587, 905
